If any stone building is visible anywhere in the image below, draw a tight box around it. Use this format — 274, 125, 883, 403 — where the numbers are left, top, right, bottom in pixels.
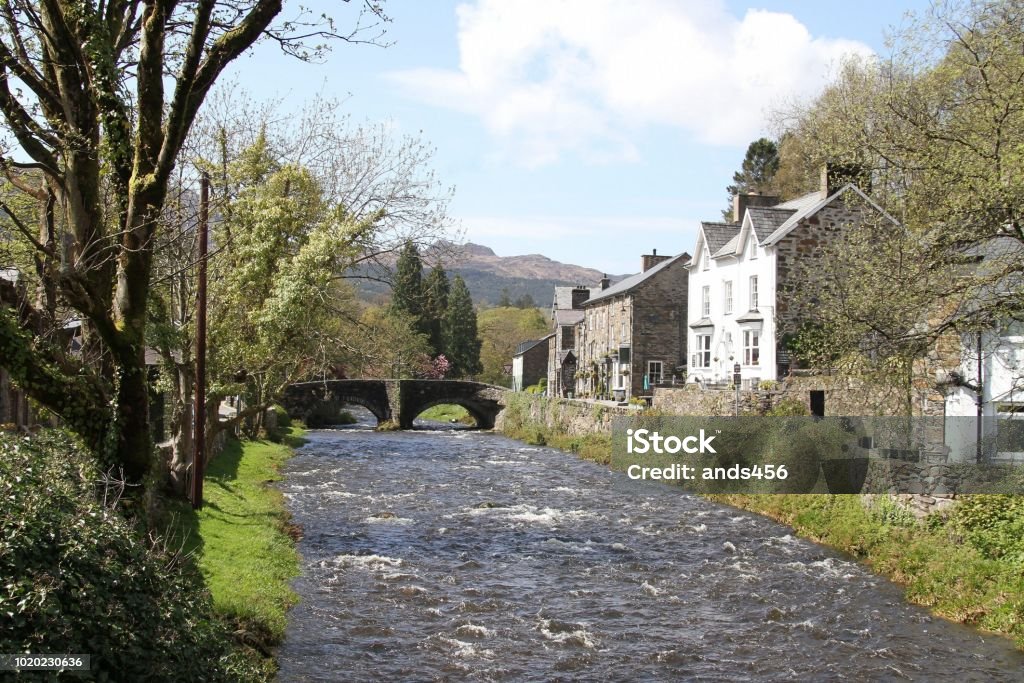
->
686, 170, 896, 389
547, 285, 599, 397
512, 333, 553, 391
575, 250, 691, 401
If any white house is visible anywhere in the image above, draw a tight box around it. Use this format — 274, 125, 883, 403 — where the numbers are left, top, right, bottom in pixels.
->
940, 238, 1024, 461
686, 173, 896, 388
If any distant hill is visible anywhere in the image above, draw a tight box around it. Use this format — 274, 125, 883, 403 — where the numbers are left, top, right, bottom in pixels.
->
352, 241, 629, 307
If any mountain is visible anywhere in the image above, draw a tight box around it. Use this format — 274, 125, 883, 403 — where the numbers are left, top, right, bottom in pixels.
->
352, 241, 629, 307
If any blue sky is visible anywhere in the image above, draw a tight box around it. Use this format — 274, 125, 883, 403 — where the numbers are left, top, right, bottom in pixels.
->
226, 1, 929, 275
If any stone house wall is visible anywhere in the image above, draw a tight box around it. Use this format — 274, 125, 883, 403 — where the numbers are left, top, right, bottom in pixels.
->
576, 257, 689, 399
519, 338, 550, 390
773, 197, 875, 345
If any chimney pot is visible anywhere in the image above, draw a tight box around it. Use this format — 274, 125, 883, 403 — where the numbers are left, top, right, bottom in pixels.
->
599, 274, 611, 290
642, 250, 673, 272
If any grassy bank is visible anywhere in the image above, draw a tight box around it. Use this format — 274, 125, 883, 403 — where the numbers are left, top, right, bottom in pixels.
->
165, 428, 305, 669
495, 397, 1024, 648
711, 493, 1024, 647
500, 418, 612, 464
418, 403, 477, 425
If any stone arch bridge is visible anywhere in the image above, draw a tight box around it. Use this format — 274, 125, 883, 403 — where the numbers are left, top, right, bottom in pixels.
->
282, 379, 509, 429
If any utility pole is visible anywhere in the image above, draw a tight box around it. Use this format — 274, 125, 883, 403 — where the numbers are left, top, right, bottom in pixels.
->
192, 172, 210, 510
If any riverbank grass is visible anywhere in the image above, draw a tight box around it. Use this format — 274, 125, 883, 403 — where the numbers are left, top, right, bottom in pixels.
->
167, 428, 305, 653
417, 403, 477, 425
712, 493, 1024, 646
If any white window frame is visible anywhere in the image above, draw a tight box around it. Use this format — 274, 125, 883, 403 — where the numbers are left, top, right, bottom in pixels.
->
692, 334, 712, 368
744, 330, 760, 366
648, 360, 664, 385
702, 245, 710, 270
702, 285, 710, 317
749, 275, 759, 310
723, 280, 733, 315
749, 236, 758, 259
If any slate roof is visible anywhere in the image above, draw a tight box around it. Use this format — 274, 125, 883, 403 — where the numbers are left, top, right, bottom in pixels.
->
773, 191, 822, 211
583, 251, 691, 306
552, 286, 600, 310
763, 185, 897, 246
700, 222, 740, 254
514, 334, 553, 357
735, 310, 764, 323
746, 207, 796, 243
554, 308, 585, 326
713, 234, 740, 258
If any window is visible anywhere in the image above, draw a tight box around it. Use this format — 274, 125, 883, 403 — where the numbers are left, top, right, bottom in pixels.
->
702, 285, 710, 317
749, 275, 759, 310
692, 335, 712, 368
723, 280, 733, 315
744, 330, 760, 366
702, 245, 710, 270
749, 236, 758, 259
648, 360, 664, 385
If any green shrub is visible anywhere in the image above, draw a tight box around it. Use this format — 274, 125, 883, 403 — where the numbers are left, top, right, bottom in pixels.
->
765, 397, 810, 416
947, 495, 1024, 567
271, 405, 291, 430
0, 430, 266, 681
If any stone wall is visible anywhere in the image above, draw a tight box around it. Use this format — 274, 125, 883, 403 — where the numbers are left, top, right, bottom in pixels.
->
495, 393, 635, 437
631, 257, 690, 394
576, 255, 689, 399
519, 339, 549, 389
655, 372, 952, 420
652, 384, 771, 416
774, 193, 872, 342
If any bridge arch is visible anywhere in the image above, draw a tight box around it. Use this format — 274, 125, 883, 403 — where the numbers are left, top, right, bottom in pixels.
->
408, 397, 487, 427
283, 379, 508, 430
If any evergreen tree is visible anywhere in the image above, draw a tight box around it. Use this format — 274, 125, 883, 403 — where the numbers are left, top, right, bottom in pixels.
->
723, 137, 780, 219
391, 241, 428, 335
444, 275, 483, 378
497, 288, 513, 307
424, 265, 451, 356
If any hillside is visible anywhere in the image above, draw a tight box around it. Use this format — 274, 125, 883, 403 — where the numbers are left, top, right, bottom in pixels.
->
353, 242, 628, 307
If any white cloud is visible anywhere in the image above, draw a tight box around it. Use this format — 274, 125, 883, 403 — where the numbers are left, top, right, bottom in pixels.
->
389, 0, 873, 166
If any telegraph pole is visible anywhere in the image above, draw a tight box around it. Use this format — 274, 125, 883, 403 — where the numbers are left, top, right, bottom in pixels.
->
192, 172, 210, 510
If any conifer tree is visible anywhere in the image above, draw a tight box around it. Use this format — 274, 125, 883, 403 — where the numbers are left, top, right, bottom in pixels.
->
391, 242, 428, 335
424, 265, 451, 356
444, 276, 483, 378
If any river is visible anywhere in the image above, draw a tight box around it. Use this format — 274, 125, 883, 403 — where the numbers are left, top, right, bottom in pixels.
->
276, 417, 1024, 681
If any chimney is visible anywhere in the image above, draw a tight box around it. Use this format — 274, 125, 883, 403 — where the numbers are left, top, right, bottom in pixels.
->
599, 274, 610, 290
820, 162, 870, 198
642, 248, 672, 272
570, 285, 590, 309
732, 191, 780, 223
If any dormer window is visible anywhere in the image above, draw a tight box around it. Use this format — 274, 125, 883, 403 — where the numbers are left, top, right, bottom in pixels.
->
748, 236, 758, 259
702, 245, 710, 270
